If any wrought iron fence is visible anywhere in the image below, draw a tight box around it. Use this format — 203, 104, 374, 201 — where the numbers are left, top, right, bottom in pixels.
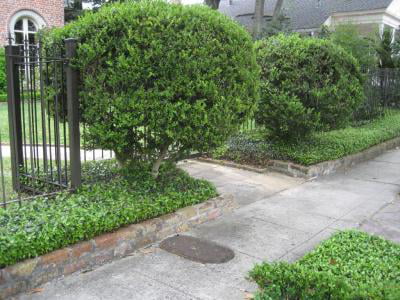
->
355, 68, 400, 121
0, 38, 114, 208
1, 37, 400, 208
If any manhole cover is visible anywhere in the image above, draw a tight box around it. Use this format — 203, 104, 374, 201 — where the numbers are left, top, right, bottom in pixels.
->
160, 235, 235, 264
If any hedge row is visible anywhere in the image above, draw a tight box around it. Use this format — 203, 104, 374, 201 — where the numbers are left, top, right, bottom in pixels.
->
213, 110, 400, 166
250, 230, 400, 299
0, 161, 217, 267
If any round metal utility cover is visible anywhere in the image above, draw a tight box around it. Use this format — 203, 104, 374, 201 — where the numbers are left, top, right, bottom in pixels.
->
160, 235, 235, 264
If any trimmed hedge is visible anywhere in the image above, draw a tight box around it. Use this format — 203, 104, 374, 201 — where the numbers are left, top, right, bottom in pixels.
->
45, 1, 259, 176
0, 161, 217, 267
214, 110, 400, 166
255, 34, 364, 141
271, 110, 400, 165
250, 230, 400, 300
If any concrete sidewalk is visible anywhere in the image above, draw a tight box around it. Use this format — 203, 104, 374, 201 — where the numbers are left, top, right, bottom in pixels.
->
20, 149, 400, 300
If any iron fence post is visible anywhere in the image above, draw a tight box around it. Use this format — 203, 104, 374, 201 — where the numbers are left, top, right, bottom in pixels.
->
5, 45, 23, 191
65, 38, 81, 190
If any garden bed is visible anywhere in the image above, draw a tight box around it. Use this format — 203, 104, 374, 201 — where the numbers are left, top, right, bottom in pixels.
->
0, 160, 218, 268
249, 230, 400, 299
210, 111, 400, 177
0, 160, 236, 298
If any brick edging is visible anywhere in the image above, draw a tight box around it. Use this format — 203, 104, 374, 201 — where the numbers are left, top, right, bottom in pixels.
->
268, 137, 400, 178
0, 194, 237, 299
198, 136, 400, 179
197, 157, 268, 173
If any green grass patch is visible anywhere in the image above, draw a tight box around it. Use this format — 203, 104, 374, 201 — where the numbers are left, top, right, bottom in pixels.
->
249, 230, 400, 300
214, 110, 400, 166
0, 93, 6, 102
0, 157, 13, 200
0, 160, 217, 267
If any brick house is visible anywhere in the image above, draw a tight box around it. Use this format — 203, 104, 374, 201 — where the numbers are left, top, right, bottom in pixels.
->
0, 0, 64, 47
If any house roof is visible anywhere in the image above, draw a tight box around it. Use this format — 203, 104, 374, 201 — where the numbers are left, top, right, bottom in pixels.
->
218, 0, 394, 31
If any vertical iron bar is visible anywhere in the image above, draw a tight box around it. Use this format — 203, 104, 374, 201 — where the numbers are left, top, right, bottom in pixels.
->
5, 45, 23, 191
66, 39, 81, 189
38, 39, 48, 173
20, 63, 28, 174
53, 59, 62, 184
83, 123, 87, 162
32, 48, 40, 170
0, 131, 7, 208
26, 42, 35, 179
61, 57, 68, 185
45, 55, 54, 181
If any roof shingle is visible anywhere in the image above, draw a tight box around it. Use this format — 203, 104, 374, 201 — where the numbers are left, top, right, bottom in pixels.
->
219, 0, 393, 30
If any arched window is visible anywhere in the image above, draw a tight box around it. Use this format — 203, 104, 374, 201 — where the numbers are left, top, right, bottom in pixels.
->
13, 18, 38, 45
9, 10, 46, 45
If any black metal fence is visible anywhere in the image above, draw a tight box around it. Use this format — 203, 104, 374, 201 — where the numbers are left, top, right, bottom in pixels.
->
0, 38, 80, 207
355, 68, 400, 121
0, 38, 115, 208
1, 38, 400, 208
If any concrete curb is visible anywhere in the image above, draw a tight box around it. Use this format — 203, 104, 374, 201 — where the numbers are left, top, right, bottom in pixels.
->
198, 137, 400, 179
0, 194, 237, 299
197, 157, 268, 174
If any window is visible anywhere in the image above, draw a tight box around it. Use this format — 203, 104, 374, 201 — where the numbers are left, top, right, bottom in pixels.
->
13, 18, 38, 45
9, 10, 46, 46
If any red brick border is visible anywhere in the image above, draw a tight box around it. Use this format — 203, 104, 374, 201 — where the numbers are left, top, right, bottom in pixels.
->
199, 136, 400, 179
0, 194, 237, 299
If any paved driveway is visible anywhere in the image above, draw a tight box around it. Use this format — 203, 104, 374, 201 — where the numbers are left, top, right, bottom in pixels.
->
20, 149, 400, 300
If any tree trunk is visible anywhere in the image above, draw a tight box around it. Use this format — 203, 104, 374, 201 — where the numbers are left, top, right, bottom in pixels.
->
151, 146, 169, 179
272, 0, 284, 22
115, 151, 131, 168
205, 0, 221, 9
253, 0, 265, 38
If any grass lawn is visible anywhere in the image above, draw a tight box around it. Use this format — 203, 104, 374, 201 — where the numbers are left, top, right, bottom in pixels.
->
0, 157, 13, 201
250, 230, 400, 299
0, 160, 217, 267
0, 101, 72, 145
213, 110, 400, 166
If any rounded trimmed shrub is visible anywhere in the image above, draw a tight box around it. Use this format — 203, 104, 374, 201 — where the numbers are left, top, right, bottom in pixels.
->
47, 1, 259, 176
255, 34, 364, 142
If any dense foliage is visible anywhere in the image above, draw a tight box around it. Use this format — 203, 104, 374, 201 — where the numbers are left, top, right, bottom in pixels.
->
250, 230, 400, 299
46, 0, 259, 177
328, 24, 376, 68
0, 48, 6, 100
0, 161, 217, 267
376, 28, 400, 68
255, 34, 364, 141
212, 110, 400, 166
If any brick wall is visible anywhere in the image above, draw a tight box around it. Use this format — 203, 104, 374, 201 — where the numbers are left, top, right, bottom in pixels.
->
0, 0, 64, 46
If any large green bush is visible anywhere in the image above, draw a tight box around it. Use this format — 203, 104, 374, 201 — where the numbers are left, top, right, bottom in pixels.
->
46, 0, 259, 177
328, 24, 376, 68
255, 34, 364, 141
250, 230, 400, 299
0, 48, 6, 98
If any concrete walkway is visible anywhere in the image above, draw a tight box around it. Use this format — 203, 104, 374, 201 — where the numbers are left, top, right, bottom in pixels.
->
20, 149, 400, 300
